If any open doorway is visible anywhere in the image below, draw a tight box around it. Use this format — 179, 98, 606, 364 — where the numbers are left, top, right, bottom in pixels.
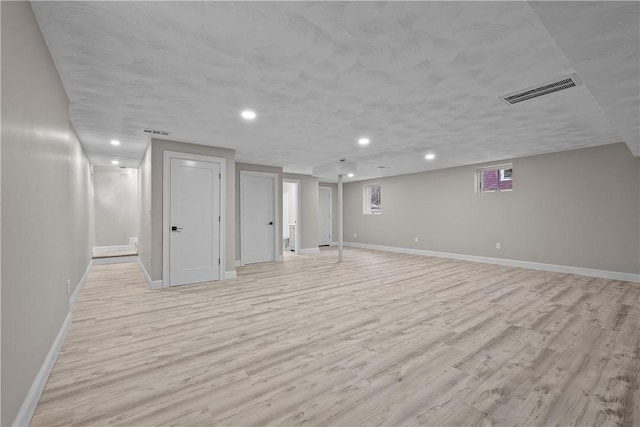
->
283, 180, 300, 253
92, 165, 139, 265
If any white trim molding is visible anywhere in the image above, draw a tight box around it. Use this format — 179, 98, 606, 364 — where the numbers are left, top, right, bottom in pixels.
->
298, 247, 320, 255
69, 261, 92, 309
345, 242, 640, 283
224, 270, 237, 279
137, 257, 163, 290
12, 312, 72, 427
92, 255, 139, 265
93, 244, 132, 253
235, 260, 242, 267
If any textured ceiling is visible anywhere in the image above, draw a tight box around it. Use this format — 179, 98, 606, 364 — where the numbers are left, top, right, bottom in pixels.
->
32, 1, 639, 181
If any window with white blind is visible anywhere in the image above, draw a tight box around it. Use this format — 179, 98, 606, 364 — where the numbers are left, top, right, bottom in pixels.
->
363, 184, 381, 214
477, 164, 513, 193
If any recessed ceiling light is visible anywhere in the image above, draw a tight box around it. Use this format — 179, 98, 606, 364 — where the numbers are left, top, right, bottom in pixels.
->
110, 139, 120, 146
241, 110, 256, 120
358, 138, 370, 145
348, 173, 354, 177
425, 153, 436, 160
111, 160, 120, 165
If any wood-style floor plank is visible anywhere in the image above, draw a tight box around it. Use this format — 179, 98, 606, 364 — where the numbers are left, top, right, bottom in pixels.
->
30, 247, 640, 426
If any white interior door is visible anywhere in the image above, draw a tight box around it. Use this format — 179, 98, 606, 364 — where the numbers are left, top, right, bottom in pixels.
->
319, 187, 331, 246
169, 158, 220, 286
241, 172, 276, 264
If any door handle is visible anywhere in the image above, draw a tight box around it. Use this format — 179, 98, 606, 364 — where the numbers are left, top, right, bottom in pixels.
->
268, 221, 273, 225
171, 226, 183, 232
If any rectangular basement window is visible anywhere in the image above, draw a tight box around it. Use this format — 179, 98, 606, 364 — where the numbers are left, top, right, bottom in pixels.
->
477, 164, 513, 193
363, 184, 381, 214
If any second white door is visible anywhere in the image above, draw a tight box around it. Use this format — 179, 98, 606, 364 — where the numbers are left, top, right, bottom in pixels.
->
318, 187, 331, 246
241, 172, 276, 264
169, 158, 221, 286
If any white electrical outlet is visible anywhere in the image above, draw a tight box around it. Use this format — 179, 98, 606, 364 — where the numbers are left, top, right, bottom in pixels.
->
67, 279, 71, 294
354, 233, 357, 238
414, 237, 419, 242
496, 243, 501, 249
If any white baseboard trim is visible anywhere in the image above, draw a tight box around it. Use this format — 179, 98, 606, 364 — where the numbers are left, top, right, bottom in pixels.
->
298, 247, 320, 255
344, 242, 640, 283
224, 270, 237, 279
149, 280, 163, 290
278, 255, 284, 261
93, 244, 132, 253
92, 255, 139, 265
69, 261, 92, 310
137, 257, 163, 290
235, 260, 242, 267
331, 241, 340, 246
13, 312, 72, 427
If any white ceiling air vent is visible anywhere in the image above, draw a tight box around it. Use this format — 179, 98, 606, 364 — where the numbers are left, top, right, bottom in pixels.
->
142, 128, 169, 136
500, 73, 582, 105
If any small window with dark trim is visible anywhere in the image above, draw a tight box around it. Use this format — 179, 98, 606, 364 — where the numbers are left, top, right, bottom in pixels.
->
477, 164, 513, 193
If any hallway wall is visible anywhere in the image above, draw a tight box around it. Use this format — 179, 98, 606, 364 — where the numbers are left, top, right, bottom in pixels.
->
1, 2, 94, 425
93, 166, 139, 247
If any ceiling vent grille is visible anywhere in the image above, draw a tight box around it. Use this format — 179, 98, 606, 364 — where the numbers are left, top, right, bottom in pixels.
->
142, 128, 169, 136
500, 73, 582, 105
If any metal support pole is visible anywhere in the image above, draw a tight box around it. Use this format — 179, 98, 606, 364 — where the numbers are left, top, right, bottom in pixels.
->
338, 174, 343, 262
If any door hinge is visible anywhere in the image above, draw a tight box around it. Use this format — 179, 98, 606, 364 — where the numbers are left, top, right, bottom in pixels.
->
219, 215, 221, 222
219, 173, 221, 179
218, 258, 220, 265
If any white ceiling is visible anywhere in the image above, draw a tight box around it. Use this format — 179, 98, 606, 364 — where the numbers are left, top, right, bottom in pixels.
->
32, 1, 639, 181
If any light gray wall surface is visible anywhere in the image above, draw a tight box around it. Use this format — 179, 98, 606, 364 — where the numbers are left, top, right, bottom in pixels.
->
284, 173, 319, 250
319, 183, 339, 243
138, 144, 152, 276
93, 166, 139, 247
69, 130, 94, 291
1, 2, 93, 425
150, 139, 236, 279
344, 143, 640, 275
236, 163, 283, 262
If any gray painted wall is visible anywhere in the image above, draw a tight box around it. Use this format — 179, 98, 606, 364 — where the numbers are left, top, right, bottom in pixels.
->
93, 166, 139, 247
344, 143, 640, 275
1, 2, 94, 424
283, 173, 319, 250
236, 163, 283, 262
138, 144, 152, 276
150, 139, 236, 279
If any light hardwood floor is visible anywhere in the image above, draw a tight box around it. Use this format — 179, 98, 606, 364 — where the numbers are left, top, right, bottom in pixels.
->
31, 247, 640, 426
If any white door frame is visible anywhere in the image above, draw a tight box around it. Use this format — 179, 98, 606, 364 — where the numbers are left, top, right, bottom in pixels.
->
240, 170, 279, 265
163, 151, 226, 288
284, 178, 301, 257
319, 186, 332, 246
